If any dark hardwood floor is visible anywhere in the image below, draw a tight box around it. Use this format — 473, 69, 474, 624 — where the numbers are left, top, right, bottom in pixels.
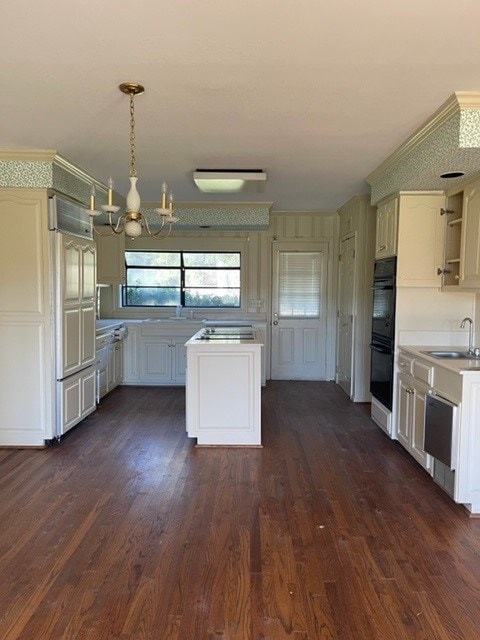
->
0, 381, 479, 639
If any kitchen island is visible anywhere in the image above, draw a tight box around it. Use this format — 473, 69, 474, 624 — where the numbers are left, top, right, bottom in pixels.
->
185, 327, 263, 446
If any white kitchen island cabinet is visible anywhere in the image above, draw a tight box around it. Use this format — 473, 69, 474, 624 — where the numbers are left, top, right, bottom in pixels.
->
186, 332, 263, 446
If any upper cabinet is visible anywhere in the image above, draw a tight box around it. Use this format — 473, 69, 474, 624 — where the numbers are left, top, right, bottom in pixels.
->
396, 192, 445, 288
460, 178, 480, 288
95, 230, 125, 285
376, 192, 445, 288
375, 197, 398, 259
439, 175, 480, 290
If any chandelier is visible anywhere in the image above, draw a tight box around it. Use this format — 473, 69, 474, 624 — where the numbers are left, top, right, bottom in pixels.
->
89, 82, 178, 239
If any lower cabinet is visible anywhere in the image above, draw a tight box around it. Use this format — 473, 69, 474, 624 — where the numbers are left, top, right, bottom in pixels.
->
139, 335, 190, 384
123, 322, 202, 386
107, 340, 123, 391
97, 336, 124, 401
58, 366, 97, 435
396, 373, 432, 471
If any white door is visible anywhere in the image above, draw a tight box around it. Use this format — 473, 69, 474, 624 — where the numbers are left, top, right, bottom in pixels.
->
271, 242, 328, 380
336, 235, 355, 396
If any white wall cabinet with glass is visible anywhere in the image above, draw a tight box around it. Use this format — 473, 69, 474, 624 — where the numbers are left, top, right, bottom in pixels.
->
122, 321, 202, 385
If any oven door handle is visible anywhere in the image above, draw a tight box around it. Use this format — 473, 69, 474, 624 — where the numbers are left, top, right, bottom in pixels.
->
370, 343, 392, 355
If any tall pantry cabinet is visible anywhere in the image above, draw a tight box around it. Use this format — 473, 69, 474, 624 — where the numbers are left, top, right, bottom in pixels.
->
336, 195, 376, 402
0, 187, 96, 446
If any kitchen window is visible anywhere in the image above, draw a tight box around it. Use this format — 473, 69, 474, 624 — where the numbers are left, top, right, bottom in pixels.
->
122, 251, 241, 308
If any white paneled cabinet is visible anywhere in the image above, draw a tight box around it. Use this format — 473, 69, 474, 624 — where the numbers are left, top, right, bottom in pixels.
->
95, 230, 125, 284
336, 195, 376, 402
123, 322, 202, 385
396, 193, 445, 287
460, 178, 480, 288
375, 197, 398, 258
56, 233, 96, 378
58, 366, 96, 435
396, 372, 432, 471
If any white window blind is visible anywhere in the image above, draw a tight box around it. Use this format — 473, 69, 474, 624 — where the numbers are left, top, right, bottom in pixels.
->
278, 251, 321, 317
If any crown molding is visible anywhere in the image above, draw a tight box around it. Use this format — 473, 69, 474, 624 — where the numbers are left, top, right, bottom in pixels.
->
365, 92, 480, 186
53, 153, 107, 191
0, 148, 58, 161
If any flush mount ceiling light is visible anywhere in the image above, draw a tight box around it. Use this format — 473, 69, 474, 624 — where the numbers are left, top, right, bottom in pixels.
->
89, 82, 178, 240
193, 169, 267, 193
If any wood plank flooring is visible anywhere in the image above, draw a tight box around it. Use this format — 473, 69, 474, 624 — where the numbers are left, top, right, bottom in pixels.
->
0, 381, 479, 639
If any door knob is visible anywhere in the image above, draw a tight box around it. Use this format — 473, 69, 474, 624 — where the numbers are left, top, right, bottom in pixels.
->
273, 320, 278, 325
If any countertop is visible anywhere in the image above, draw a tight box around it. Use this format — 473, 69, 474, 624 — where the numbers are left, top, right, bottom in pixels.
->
399, 345, 480, 375
96, 319, 128, 333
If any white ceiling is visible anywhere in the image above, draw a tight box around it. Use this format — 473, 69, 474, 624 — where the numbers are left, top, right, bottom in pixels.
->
3, 0, 480, 211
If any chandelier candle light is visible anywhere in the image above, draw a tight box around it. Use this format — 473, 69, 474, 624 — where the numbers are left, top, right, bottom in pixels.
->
89, 82, 178, 240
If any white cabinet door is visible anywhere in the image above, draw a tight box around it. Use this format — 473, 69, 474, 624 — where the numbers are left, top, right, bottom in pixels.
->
81, 368, 97, 416
113, 341, 123, 387
122, 326, 141, 383
60, 375, 82, 435
95, 231, 125, 285
61, 307, 81, 377
396, 193, 445, 287
57, 234, 96, 377
460, 179, 480, 288
410, 383, 432, 471
396, 374, 411, 450
81, 304, 96, 367
81, 244, 96, 301
396, 369, 431, 472
107, 343, 116, 391
172, 338, 189, 382
140, 338, 172, 383
336, 235, 355, 396
375, 197, 398, 258
59, 366, 97, 435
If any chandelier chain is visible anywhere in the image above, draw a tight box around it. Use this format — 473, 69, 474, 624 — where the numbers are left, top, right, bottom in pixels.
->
129, 93, 137, 178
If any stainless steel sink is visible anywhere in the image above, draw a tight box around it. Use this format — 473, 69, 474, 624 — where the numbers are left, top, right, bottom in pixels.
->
422, 350, 471, 359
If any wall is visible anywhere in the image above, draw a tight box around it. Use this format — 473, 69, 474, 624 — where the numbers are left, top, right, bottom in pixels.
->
99, 210, 339, 380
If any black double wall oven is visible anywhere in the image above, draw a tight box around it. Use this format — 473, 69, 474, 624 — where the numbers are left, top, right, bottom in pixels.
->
370, 257, 396, 410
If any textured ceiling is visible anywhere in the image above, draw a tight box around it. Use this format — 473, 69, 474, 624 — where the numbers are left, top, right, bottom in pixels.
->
3, 0, 480, 211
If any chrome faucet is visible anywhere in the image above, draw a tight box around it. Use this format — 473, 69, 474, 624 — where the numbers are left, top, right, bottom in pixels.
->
460, 317, 474, 354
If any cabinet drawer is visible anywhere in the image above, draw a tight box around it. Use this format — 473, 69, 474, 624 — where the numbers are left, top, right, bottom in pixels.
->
398, 352, 414, 375
412, 360, 434, 386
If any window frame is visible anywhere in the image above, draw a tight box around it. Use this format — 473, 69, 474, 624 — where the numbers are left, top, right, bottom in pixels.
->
122, 250, 242, 309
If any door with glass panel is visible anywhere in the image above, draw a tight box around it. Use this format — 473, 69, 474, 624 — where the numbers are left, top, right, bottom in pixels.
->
271, 242, 328, 380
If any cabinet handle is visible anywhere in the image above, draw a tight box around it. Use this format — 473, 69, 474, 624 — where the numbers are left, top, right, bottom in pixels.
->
440, 208, 454, 216
437, 267, 451, 275
379, 245, 386, 251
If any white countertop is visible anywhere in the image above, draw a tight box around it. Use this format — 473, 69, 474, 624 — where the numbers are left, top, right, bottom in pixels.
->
96, 319, 128, 333
400, 345, 480, 375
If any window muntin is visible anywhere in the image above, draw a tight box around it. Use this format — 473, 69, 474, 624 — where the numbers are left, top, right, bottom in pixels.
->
122, 251, 241, 308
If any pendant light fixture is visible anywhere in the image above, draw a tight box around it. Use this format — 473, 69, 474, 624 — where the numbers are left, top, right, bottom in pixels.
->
89, 82, 178, 239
